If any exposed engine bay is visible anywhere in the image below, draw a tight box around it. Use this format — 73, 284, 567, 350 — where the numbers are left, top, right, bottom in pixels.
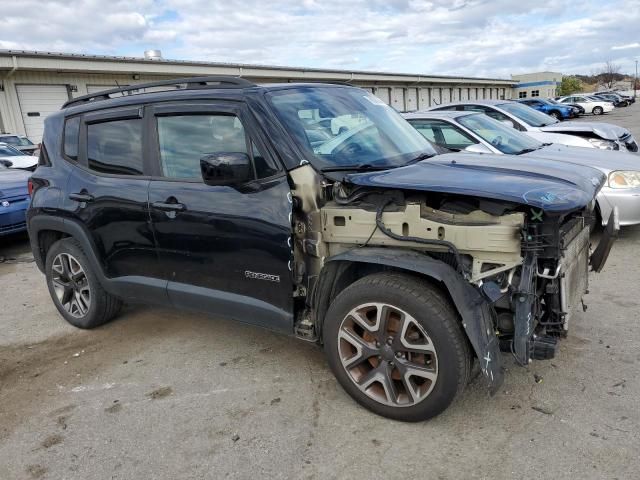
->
289, 164, 604, 378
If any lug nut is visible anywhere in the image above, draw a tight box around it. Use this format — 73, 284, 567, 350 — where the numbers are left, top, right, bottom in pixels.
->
395, 352, 402, 358
386, 337, 393, 345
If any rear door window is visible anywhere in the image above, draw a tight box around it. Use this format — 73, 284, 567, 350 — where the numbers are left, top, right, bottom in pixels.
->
87, 118, 144, 175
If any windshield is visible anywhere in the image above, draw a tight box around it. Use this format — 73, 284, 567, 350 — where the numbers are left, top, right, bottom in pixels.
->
0, 145, 23, 157
497, 102, 558, 127
267, 87, 436, 170
0, 136, 34, 146
458, 113, 543, 155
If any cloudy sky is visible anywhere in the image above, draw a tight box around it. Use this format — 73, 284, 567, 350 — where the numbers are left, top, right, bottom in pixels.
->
1, 0, 639, 79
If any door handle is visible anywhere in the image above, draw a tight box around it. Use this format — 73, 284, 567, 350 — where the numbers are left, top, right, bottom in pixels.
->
152, 201, 186, 212
69, 192, 94, 203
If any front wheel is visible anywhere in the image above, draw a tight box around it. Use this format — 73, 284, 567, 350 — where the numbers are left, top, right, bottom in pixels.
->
592, 106, 604, 115
549, 110, 562, 120
323, 272, 471, 422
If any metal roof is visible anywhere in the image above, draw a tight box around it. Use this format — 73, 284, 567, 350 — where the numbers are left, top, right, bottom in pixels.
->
0, 49, 517, 85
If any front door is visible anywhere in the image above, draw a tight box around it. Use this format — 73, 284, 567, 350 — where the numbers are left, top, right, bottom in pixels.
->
146, 102, 294, 332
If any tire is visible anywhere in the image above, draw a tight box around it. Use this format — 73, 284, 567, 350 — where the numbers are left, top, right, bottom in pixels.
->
592, 106, 604, 115
549, 110, 562, 120
323, 272, 471, 422
45, 238, 122, 329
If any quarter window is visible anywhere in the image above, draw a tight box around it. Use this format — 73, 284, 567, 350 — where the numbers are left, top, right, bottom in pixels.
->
63, 117, 80, 161
87, 118, 144, 175
157, 114, 279, 180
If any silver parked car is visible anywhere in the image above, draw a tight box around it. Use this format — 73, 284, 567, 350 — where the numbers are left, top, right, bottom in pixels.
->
403, 110, 640, 226
427, 100, 638, 152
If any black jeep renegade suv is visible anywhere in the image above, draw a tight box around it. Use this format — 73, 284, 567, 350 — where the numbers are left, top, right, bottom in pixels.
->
27, 77, 613, 421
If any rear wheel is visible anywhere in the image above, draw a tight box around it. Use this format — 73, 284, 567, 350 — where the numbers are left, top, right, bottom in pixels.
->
323, 272, 471, 422
592, 106, 604, 115
45, 238, 122, 329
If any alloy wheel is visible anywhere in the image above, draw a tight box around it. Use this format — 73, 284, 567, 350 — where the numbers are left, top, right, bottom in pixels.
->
51, 253, 91, 318
337, 302, 438, 407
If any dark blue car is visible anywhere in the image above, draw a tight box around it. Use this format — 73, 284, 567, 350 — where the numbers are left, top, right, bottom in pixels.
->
0, 166, 30, 235
517, 98, 578, 120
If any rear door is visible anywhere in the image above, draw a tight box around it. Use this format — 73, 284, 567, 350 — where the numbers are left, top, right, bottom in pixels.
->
146, 101, 294, 331
62, 106, 165, 301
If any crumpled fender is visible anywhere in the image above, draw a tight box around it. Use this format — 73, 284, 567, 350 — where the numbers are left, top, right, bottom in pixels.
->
324, 247, 503, 394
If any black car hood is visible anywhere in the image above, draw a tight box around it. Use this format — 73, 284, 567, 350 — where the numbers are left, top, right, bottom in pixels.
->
345, 153, 605, 213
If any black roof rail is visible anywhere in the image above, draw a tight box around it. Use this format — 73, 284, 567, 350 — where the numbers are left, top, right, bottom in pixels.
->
62, 75, 256, 108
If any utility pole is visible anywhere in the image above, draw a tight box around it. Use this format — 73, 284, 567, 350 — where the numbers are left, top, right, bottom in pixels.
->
635, 60, 638, 99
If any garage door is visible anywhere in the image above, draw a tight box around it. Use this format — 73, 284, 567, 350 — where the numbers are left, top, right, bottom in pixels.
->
373, 87, 391, 105
390, 88, 405, 111
430, 88, 441, 106
405, 88, 418, 111
16, 85, 69, 143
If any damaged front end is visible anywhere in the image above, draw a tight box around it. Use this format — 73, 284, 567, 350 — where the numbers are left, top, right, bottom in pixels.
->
289, 155, 615, 394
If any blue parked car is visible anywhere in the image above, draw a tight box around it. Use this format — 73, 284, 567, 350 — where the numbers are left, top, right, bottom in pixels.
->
0, 165, 30, 235
517, 98, 578, 120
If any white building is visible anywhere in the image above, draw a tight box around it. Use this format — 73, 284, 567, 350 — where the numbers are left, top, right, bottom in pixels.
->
0, 49, 516, 142
511, 71, 563, 99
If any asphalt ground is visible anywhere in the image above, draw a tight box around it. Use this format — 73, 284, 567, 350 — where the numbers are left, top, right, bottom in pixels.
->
1, 102, 639, 480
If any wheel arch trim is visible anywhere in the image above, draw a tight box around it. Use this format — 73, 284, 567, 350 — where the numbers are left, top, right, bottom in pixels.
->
27, 214, 170, 304
316, 247, 504, 393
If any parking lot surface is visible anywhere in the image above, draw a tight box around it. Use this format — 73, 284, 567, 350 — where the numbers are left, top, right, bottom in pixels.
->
1, 103, 639, 480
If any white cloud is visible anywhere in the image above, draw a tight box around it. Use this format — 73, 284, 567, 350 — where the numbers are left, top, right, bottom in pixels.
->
0, 0, 637, 78
612, 42, 640, 50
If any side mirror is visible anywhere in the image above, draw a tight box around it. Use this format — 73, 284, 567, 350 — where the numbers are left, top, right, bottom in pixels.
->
464, 143, 492, 154
200, 152, 253, 187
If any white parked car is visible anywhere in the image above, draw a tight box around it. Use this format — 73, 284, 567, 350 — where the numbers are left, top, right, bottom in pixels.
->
556, 95, 615, 115
403, 110, 640, 226
0, 143, 38, 170
427, 100, 637, 152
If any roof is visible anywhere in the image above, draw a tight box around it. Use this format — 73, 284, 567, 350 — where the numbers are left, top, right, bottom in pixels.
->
0, 49, 516, 85
62, 78, 357, 109
419, 100, 512, 112
402, 110, 473, 120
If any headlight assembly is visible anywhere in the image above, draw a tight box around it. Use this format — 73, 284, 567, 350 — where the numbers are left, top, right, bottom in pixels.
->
587, 138, 619, 150
608, 171, 640, 189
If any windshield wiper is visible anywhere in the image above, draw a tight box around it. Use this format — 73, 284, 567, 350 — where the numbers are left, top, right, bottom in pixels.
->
517, 147, 542, 155
406, 152, 436, 164
320, 164, 392, 173
320, 152, 436, 173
